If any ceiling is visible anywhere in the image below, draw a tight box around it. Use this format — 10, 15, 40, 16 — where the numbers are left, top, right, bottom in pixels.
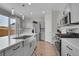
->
0, 3, 67, 19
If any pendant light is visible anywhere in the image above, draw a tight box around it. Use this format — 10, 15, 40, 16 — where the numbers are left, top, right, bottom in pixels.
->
22, 15, 24, 20
11, 8, 15, 15
28, 3, 31, 5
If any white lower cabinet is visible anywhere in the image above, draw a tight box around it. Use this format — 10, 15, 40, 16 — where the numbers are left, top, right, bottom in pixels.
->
19, 37, 36, 56
0, 36, 37, 56
61, 39, 70, 56
27, 38, 36, 56
5, 42, 23, 56
70, 45, 79, 56
13, 42, 24, 56
0, 51, 4, 56
23, 40, 30, 56
14, 47, 24, 56
61, 39, 79, 56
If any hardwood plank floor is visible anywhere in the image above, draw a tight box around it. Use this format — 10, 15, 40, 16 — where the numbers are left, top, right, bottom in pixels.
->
33, 41, 59, 56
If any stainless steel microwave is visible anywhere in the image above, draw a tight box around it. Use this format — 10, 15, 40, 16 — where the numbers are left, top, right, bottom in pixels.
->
60, 12, 71, 26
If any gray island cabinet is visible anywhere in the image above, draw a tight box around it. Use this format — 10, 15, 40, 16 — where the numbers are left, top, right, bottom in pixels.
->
0, 34, 37, 56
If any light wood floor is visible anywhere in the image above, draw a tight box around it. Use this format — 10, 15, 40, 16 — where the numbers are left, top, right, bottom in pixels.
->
33, 41, 59, 56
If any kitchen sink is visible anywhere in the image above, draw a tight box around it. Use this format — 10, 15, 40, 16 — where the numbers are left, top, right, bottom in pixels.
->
13, 35, 31, 39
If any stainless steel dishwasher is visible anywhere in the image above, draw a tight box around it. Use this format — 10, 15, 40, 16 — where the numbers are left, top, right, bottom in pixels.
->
55, 35, 61, 55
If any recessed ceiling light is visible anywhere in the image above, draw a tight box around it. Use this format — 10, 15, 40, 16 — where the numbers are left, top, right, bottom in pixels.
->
20, 13, 22, 16
42, 11, 46, 14
22, 4, 25, 7
28, 3, 31, 5
11, 8, 15, 15
30, 12, 32, 15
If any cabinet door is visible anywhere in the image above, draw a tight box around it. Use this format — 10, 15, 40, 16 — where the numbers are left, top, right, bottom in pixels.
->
5, 42, 23, 56
61, 39, 79, 56
28, 39, 36, 56
33, 38, 37, 50
61, 40, 70, 56
31, 39, 35, 49
23, 37, 33, 56
23, 40, 30, 56
71, 45, 79, 56
65, 43, 79, 56
65, 44, 73, 56
28, 41, 34, 56
13, 42, 24, 56
23, 37, 37, 56
0, 51, 4, 56
5, 47, 16, 56
71, 4, 79, 23
23, 44, 30, 56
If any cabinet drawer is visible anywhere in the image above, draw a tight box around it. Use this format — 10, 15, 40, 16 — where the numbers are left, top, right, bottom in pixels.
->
64, 41, 79, 56
70, 45, 79, 56
32, 39, 36, 49
24, 40, 30, 47
23, 44, 29, 56
64, 44, 79, 56
65, 45, 73, 56
5, 42, 22, 56
62, 45, 70, 56
61, 40, 71, 56
62, 39, 79, 56
0, 51, 4, 56
29, 39, 36, 48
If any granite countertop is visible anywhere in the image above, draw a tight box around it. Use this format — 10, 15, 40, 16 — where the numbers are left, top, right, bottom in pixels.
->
56, 33, 79, 38
0, 33, 36, 51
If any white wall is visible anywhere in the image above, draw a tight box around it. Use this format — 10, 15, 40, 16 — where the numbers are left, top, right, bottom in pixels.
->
45, 10, 59, 44
45, 11, 53, 43
40, 17, 45, 41
39, 17, 45, 28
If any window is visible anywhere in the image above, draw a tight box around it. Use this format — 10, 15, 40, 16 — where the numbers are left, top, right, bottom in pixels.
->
10, 18, 16, 35
0, 15, 9, 37
0, 15, 16, 37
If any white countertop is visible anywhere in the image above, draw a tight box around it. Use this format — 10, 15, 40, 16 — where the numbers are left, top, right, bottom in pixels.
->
0, 33, 36, 51
19, 33, 36, 37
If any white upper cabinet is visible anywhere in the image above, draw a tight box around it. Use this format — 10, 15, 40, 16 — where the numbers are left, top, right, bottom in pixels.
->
70, 4, 79, 23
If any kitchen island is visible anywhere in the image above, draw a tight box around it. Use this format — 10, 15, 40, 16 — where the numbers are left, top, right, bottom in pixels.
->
0, 33, 37, 56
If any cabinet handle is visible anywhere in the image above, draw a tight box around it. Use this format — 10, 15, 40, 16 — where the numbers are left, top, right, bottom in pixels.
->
66, 46, 73, 50
13, 46, 20, 50
67, 53, 71, 56
30, 42, 32, 48
22, 41, 24, 47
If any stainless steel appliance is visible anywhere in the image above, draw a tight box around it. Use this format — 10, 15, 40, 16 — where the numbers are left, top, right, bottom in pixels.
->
60, 12, 71, 26
55, 35, 61, 55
